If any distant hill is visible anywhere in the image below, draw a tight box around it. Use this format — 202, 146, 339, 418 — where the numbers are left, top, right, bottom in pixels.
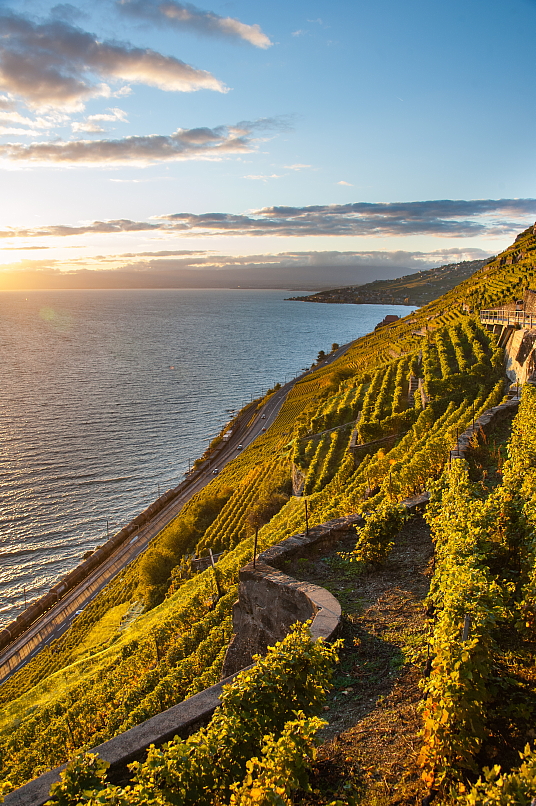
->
287, 258, 491, 306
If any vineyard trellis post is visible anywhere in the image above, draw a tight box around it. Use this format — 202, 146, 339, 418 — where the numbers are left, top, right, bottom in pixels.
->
253, 526, 258, 568
209, 548, 222, 600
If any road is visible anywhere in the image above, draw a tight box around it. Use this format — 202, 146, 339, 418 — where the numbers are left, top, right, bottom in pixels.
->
0, 343, 350, 684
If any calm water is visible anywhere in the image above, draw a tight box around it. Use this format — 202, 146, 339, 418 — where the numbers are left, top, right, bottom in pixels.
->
0, 289, 412, 625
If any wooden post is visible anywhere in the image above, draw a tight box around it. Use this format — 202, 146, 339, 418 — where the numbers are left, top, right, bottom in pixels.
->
305, 498, 309, 537
209, 549, 222, 600
253, 527, 258, 568
462, 614, 471, 642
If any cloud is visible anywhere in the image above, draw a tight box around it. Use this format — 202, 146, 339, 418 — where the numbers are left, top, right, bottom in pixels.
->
0, 117, 288, 166
71, 121, 106, 133
0, 10, 225, 110
0, 123, 257, 166
71, 106, 128, 132
110, 246, 490, 268
337, 180, 352, 186
244, 173, 282, 181
117, 0, 272, 48
0, 108, 67, 129
155, 198, 536, 238
2, 245, 49, 250
1, 198, 535, 240
0, 94, 15, 110
285, 163, 311, 171
0, 246, 492, 290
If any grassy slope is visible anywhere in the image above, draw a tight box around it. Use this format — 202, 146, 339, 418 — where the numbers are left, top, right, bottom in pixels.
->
287, 258, 489, 307
1, 225, 536, 790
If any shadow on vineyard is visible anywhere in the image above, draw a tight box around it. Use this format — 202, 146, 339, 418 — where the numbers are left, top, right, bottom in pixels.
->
2, 223, 536, 804
293, 516, 433, 805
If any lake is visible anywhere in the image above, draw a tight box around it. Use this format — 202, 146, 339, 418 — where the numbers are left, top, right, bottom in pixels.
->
0, 289, 412, 625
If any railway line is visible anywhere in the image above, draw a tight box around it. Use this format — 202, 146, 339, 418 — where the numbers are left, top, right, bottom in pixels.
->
0, 345, 349, 685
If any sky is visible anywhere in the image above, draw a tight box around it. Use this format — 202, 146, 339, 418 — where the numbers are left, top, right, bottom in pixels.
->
0, 0, 535, 289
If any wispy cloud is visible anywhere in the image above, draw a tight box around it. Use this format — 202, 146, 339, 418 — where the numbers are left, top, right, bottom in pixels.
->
337, 180, 352, 186
0, 117, 289, 166
0, 10, 225, 110
285, 163, 311, 171
1, 199, 535, 240
117, 0, 272, 48
244, 173, 282, 181
0, 123, 256, 166
71, 107, 128, 133
0, 105, 67, 130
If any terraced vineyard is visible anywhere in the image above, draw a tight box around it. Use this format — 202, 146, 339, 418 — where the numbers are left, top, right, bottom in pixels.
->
1, 223, 536, 802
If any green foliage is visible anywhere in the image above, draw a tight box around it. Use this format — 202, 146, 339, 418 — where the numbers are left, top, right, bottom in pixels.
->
419, 388, 536, 791
420, 460, 508, 787
46, 753, 109, 805
357, 409, 416, 442
228, 714, 324, 806
137, 487, 234, 606
344, 501, 407, 568
45, 624, 339, 806
455, 744, 536, 806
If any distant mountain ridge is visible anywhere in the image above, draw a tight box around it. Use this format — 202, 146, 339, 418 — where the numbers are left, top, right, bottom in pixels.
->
287, 258, 491, 307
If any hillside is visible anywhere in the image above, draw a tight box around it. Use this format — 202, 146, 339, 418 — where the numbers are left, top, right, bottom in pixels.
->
287, 258, 490, 307
2, 222, 536, 805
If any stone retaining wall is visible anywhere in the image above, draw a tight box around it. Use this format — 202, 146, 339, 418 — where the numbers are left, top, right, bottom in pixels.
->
449, 397, 519, 461
221, 515, 362, 676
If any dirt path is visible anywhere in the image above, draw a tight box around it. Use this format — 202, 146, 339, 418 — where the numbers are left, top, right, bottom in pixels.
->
291, 515, 433, 805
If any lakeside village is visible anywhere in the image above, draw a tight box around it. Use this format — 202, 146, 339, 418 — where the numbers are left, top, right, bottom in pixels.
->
1, 223, 536, 805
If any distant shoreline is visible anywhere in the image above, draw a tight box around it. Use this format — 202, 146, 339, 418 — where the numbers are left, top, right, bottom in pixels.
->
285, 296, 411, 306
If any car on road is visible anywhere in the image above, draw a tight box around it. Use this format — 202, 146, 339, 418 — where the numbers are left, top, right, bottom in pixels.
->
261, 427, 266, 432
212, 468, 219, 474
237, 444, 243, 450
261, 414, 266, 419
